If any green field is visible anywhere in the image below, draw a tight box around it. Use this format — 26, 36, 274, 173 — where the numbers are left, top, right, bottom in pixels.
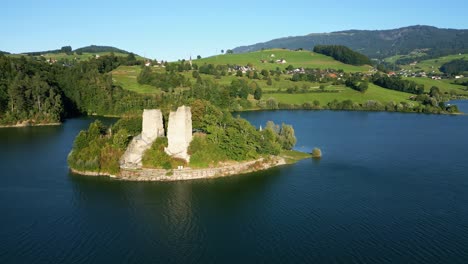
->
403, 77, 468, 95
195, 49, 372, 72
111, 66, 161, 94
400, 54, 467, 73
179, 71, 318, 92
266, 83, 414, 105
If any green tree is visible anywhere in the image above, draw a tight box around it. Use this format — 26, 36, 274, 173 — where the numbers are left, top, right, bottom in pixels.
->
279, 124, 296, 150
430, 86, 441, 98
358, 81, 369, 92
254, 87, 262, 100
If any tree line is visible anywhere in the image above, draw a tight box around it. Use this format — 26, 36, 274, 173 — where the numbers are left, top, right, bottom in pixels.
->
439, 59, 468, 76
313, 45, 372, 66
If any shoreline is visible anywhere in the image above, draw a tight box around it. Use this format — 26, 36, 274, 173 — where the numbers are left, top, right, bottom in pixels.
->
70, 154, 307, 182
0, 122, 61, 128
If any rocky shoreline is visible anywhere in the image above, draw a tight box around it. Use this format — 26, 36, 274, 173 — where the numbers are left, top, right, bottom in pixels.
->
70, 156, 288, 182
0, 121, 61, 128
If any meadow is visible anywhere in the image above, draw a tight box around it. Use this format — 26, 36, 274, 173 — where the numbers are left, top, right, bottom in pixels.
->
402, 77, 468, 95
195, 49, 371, 72
266, 83, 414, 105
111, 66, 160, 94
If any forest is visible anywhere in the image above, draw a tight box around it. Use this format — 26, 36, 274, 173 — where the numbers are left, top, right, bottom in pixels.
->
0, 54, 169, 125
439, 59, 468, 75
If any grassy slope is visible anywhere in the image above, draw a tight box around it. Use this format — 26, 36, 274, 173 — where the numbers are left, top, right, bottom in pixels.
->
267, 83, 414, 105
113, 64, 415, 106
111, 66, 161, 94
403, 77, 468, 95
400, 54, 468, 73
195, 49, 372, 72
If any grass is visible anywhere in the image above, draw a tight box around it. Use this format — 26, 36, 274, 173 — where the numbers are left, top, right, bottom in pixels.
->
111, 66, 162, 94
267, 83, 414, 105
383, 51, 428, 64
400, 53, 467, 74
279, 150, 311, 164
403, 77, 468, 96
195, 49, 372, 72
179, 71, 317, 92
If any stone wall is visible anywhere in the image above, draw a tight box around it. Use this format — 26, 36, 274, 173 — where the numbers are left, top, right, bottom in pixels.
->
119, 157, 286, 182
165, 106, 192, 162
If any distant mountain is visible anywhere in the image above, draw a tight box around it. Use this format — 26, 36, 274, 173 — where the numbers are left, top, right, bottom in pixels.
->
233, 26, 468, 60
73, 45, 131, 54
18, 45, 132, 56
0, 50, 9, 55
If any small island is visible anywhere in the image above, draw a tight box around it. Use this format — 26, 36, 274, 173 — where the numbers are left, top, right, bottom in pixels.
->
68, 100, 310, 181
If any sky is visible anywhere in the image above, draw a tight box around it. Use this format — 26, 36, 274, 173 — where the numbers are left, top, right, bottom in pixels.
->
2, 0, 468, 61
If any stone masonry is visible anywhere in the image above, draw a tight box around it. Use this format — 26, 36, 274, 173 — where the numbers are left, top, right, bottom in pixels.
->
120, 109, 164, 169
165, 106, 193, 162
142, 109, 164, 141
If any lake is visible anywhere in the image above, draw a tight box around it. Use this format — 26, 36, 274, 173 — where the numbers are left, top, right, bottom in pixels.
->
1, 109, 468, 263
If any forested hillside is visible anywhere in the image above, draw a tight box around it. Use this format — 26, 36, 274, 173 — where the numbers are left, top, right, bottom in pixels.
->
74, 45, 131, 54
0, 54, 162, 125
313, 45, 372, 66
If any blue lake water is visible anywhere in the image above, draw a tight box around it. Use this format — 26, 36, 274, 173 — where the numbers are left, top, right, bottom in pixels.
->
1, 110, 468, 263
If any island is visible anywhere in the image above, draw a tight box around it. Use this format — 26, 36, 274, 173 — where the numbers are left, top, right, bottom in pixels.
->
68, 101, 310, 181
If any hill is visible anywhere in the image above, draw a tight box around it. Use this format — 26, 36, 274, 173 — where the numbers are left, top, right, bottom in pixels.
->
14, 45, 134, 57
398, 53, 467, 74
74, 45, 131, 54
232, 25, 468, 59
7, 45, 145, 62
195, 49, 371, 72
0, 51, 9, 55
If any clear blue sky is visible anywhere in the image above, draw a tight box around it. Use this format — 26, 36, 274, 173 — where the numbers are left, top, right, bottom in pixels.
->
2, 0, 467, 61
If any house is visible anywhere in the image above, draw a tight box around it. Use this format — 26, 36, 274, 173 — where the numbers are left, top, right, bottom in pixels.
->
276, 59, 287, 64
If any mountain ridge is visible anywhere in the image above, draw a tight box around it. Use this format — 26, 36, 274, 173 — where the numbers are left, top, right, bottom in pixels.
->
5, 45, 133, 56
232, 25, 468, 59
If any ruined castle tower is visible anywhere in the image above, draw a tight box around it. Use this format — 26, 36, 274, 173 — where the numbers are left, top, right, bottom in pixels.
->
120, 109, 164, 168
142, 109, 164, 141
165, 106, 192, 162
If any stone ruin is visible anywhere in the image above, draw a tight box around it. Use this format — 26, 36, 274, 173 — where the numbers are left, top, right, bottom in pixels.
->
119, 106, 192, 169
120, 109, 164, 169
164, 106, 193, 162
